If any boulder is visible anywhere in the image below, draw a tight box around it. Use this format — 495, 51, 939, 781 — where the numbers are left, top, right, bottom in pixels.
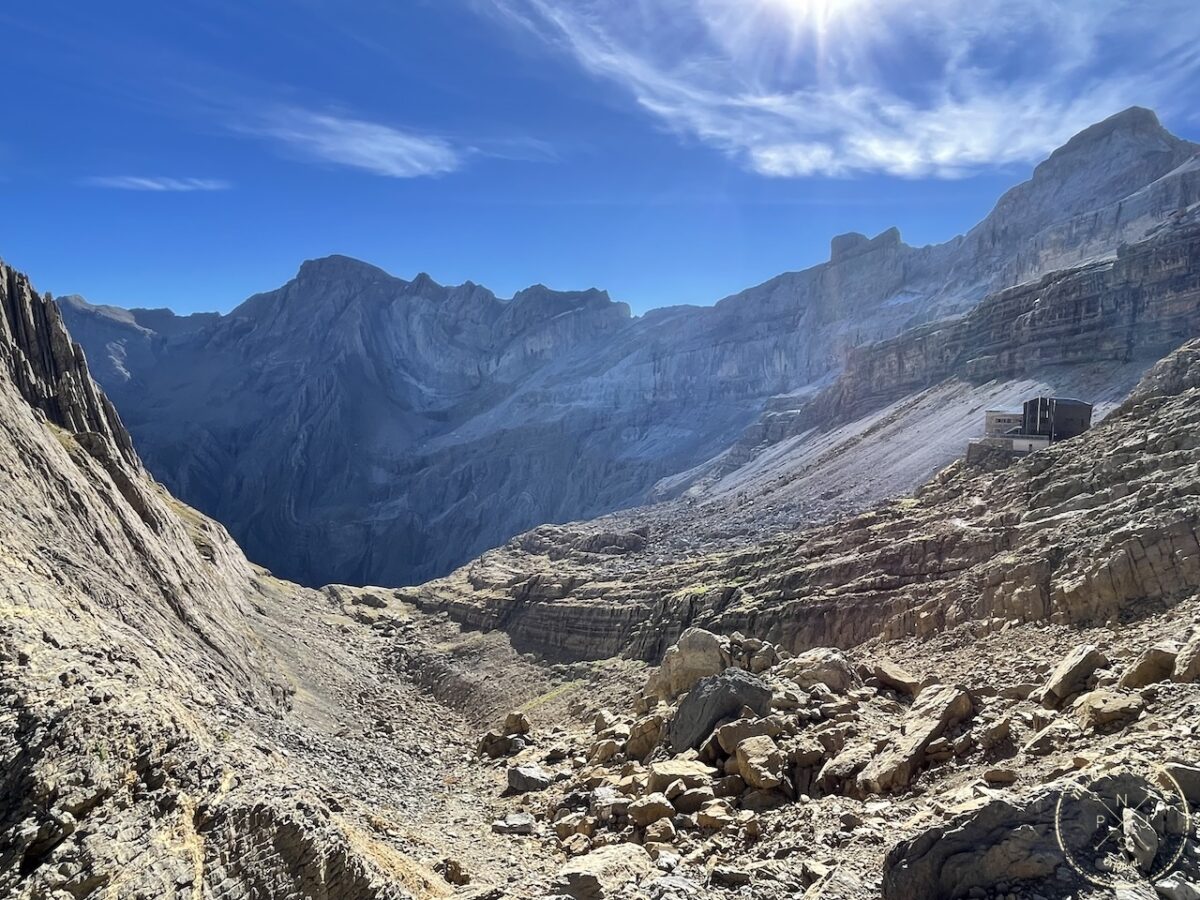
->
1156, 877, 1200, 900
503, 711, 531, 735
1041, 644, 1108, 707
645, 817, 677, 844
1175, 630, 1200, 683
562, 833, 592, 857
594, 709, 619, 734
977, 715, 1011, 750
886, 769, 1183, 899
647, 759, 718, 794
696, 799, 735, 830
589, 739, 622, 764
492, 812, 536, 835
668, 669, 772, 752
858, 685, 972, 795
646, 875, 704, 899
882, 792, 1062, 899
555, 812, 595, 840
710, 866, 752, 887
1118, 645, 1177, 688
626, 714, 665, 760
817, 743, 875, 796
507, 763, 554, 793
1122, 808, 1158, 872
735, 735, 785, 790
1021, 720, 1079, 756
1073, 689, 1144, 731
478, 730, 519, 759
672, 786, 715, 814
552, 843, 655, 900
590, 786, 631, 822
1161, 762, 1200, 804
646, 628, 731, 700
712, 775, 745, 798
779, 647, 861, 694
872, 659, 922, 696
628, 793, 674, 828
714, 717, 779, 755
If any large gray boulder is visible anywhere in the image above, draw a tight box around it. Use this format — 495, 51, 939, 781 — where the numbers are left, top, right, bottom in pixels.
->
668, 669, 772, 752
507, 764, 554, 793
1174, 630, 1200, 683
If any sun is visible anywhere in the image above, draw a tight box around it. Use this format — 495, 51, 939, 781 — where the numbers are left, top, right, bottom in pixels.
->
760, 0, 865, 28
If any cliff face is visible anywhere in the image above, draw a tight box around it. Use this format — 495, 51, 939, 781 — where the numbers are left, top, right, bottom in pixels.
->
61, 108, 1200, 587
412, 335, 1200, 668
803, 217, 1200, 428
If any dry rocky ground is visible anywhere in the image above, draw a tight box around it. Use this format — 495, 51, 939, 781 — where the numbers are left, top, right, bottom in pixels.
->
402, 339, 1200, 899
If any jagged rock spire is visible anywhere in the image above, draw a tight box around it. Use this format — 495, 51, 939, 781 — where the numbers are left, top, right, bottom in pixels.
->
0, 260, 138, 465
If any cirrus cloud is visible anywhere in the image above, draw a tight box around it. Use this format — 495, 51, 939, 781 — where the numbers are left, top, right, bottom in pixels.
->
240, 107, 464, 178
83, 175, 231, 191
484, 0, 1200, 178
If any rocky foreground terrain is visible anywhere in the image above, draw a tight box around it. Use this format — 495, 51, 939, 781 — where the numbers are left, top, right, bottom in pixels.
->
4, 223, 1200, 899
60, 107, 1200, 589
396, 338, 1200, 899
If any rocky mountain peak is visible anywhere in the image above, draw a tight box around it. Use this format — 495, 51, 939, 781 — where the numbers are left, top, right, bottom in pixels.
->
0, 260, 137, 465
829, 227, 904, 263
1043, 106, 1177, 162
295, 253, 392, 285
510, 283, 615, 307
1027, 106, 1195, 193
55, 107, 1200, 587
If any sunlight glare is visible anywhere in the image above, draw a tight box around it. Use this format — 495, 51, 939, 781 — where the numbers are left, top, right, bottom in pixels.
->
761, 0, 866, 29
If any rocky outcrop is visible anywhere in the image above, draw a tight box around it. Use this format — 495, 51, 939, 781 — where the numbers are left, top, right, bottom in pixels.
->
62, 109, 1200, 587
1, 262, 136, 464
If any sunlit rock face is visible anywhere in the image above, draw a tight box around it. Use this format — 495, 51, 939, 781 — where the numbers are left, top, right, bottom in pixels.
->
61, 108, 1200, 587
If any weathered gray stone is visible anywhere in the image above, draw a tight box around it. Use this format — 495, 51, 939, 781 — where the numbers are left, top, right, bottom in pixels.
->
859, 685, 972, 794
1041, 645, 1108, 707
668, 669, 772, 752
647, 629, 732, 700
552, 844, 654, 899
1119, 645, 1177, 688
508, 764, 554, 793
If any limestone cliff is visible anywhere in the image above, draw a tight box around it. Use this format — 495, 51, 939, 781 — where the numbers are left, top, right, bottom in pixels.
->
61, 108, 1200, 588
413, 334, 1200, 672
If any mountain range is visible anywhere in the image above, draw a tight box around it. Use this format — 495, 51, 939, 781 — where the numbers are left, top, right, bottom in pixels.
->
59, 107, 1200, 587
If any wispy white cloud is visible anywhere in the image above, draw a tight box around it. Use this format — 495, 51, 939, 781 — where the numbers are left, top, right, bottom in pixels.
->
83, 175, 231, 191
484, 0, 1200, 178
241, 107, 464, 178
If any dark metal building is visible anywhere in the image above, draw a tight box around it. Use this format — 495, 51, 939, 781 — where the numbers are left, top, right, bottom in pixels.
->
1021, 397, 1093, 443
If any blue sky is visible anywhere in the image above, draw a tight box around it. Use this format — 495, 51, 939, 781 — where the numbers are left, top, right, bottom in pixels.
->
0, 0, 1197, 315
